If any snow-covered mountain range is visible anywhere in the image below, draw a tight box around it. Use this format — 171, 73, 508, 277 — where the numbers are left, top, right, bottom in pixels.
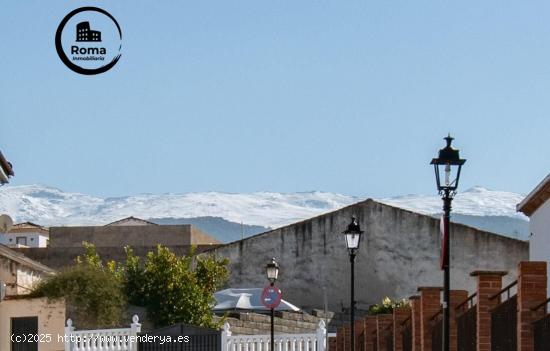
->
0, 184, 529, 241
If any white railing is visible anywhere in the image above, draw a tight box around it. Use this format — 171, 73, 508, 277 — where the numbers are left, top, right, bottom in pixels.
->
64, 315, 141, 351
221, 320, 326, 351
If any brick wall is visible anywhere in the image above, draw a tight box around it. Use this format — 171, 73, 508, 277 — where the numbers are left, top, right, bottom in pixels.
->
517, 262, 547, 351
471, 270, 506, 351
334, 261, 549, 351
393, 307, 411, 351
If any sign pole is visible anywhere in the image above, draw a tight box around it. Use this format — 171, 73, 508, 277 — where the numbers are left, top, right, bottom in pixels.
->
261, 283, 282, 351
271, 304, 275, 351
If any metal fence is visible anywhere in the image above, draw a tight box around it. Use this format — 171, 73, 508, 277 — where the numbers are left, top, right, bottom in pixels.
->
533, 298, 550, 351
139, 323, 221, 351
491, 295, 517, 351
385, 330, 393, 351
534, 313, 550, 351
401, 319, 412, 351
358, 329, 365, 351
431, 318, 442, 351
456, 306, 476, 351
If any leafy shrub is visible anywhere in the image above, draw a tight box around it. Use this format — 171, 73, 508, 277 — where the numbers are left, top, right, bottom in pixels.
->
125, 246, 229, 328
31, 242, 229, 329
31, 243, 126, 328
368, 297, 410, 315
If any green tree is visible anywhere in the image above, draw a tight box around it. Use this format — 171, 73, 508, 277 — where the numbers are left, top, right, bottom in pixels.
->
31, 243, 126, 328
125, 245, 229, 328
31, 243, 229, 329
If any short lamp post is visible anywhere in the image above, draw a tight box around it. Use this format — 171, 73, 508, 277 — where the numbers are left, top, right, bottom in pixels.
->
342, 217, 364, 351
266, 258, 279, 351
430, 135, 466, 351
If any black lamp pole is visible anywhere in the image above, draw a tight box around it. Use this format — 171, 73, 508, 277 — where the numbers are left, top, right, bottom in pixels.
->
342, 217, 364, 351
442, 189, 452, 351
266, 258, 279, 351
431, 135, 465, 351
350, 250, 356, 351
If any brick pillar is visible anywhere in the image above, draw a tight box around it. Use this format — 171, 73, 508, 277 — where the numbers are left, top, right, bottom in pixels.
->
329, 337, 338, 351
328, 337, 338, 351
337, 326, 345, 351
517, 261, 547, 351
377, 314, 393, 351
355, 319, 365, 351
449, 290, 468, 351
364, 316, 377, 351
418, 287, 442, 351
344, 323, 351, 351
410, 296, 422, 351
393, 306, 411, 351
470, 270, 507, 351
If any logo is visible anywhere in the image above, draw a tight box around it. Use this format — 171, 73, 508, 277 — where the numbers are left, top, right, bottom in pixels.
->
55, 7, 122, 75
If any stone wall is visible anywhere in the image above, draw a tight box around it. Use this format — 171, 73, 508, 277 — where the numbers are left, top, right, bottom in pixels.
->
209, 199, 528, 311
214, 309, 365, 334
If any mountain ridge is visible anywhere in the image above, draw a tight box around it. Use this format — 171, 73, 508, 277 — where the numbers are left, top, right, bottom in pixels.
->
0, 184, 528, 241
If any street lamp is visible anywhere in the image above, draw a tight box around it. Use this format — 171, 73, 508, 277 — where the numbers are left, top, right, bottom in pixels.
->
343, 217, 363, 351
266, 258, 279, 351
430, 134, 466, 351
266, 258, 279, 286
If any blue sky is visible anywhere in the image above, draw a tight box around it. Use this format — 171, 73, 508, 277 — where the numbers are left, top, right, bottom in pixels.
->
1, 1, 549, 197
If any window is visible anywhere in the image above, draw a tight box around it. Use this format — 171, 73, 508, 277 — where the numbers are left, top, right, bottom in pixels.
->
16, 236, 27, 246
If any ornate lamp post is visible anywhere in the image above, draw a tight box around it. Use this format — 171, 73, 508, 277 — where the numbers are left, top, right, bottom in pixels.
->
266, 258, 279, 351
430, 135, 466, 351
342, 217, 364, 351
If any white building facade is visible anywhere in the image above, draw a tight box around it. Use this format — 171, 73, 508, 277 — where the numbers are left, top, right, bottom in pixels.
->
0, 222, 49, 248
517, 173, 550, 293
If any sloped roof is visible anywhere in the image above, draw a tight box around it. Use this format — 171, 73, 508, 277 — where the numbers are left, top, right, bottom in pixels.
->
213, 288, 300, 311
10, 222, 49, 234
0, 244, 55, 274
105, 216, 159, 226
210, 198, 526, 249
517, 173, 550, 217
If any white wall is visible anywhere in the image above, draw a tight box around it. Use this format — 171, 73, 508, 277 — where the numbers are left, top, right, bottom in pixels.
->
0, 232, 49, 247
529, 199, 550, 293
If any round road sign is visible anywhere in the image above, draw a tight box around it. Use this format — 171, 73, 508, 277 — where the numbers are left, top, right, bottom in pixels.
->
261, 285, 282, 309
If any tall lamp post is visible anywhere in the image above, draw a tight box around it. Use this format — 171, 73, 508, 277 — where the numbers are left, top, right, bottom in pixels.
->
266, 258, 280, 351
430, 135, 466, 351
342, 217, 364, 351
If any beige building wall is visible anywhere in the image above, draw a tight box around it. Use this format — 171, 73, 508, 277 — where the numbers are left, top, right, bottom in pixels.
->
50, 224, 220, 248
0, 297, 65, 351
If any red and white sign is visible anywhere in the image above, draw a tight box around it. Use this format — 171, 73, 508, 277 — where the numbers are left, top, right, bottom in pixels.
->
261, 285, 282, 309
440, 215, 448, 270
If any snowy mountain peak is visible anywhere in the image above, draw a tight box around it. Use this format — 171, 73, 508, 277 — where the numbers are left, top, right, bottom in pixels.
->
379, 187, 527, 220
0, 184, 528, 240
463, 186, 491, 193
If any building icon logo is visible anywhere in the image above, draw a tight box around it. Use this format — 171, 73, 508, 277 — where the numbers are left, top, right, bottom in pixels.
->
55, 7, 122, 75
76, 22, 102, 42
